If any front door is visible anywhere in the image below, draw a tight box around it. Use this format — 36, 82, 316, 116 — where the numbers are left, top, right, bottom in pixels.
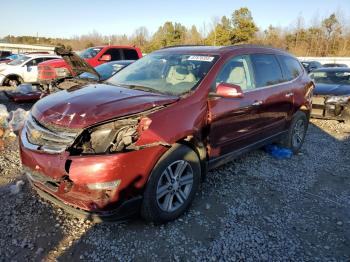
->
207, 55, 264, 158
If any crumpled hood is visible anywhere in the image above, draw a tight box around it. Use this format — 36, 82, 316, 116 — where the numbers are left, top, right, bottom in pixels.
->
314, 83, 350, 96
31, 83, 178, 129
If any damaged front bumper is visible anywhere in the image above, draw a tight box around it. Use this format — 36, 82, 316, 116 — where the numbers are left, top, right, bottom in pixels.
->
20, 129, 167, 221
311, 95, 350, 121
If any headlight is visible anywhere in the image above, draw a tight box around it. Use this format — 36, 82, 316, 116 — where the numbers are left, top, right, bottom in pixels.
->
326, 96, 350, 104
72, 119, 139, 154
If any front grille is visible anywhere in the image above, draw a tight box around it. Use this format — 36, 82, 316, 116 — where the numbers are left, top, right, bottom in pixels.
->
25, 114, 81, 153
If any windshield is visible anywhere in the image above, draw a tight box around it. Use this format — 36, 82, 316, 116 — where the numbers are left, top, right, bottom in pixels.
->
6, 54, 23, 60
107, 53, 218, 95
310, 70, 350, 85
79, 47, 103, 59
8, 55, 30, 66
79, 62, 129, 81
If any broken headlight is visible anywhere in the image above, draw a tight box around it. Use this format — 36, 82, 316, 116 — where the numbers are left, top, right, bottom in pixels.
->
72, 119, 139, 154
326, 96, 350, 104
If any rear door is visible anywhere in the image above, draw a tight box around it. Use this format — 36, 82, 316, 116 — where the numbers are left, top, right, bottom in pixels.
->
248, 54, 294, 137
208, 55, 264, 158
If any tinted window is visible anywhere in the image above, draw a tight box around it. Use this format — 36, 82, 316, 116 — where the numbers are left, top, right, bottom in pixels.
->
215, 55, 254, 91
278, 55, 303, 81
250, 54, 283, 87
103, 48, 122, 60
0, 51, 11, 57
123, 49, 139, 60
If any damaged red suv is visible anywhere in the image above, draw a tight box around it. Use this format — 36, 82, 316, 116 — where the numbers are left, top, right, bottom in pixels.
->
20, 45, 313, 223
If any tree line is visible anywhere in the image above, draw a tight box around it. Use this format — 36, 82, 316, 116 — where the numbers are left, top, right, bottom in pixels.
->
3, 7, 350, 56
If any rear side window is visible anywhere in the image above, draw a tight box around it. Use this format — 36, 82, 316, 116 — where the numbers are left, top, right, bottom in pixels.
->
103, 49, 122, 60
278, 55, 303, 81
250, 54, 283, 87
123, 49, 139, 60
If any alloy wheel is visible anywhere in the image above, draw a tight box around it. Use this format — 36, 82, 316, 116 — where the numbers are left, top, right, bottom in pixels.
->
292, 119, 305, 148
156, 160, 194, 213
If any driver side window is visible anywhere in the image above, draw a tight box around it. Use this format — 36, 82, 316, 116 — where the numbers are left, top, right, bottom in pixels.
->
214, 55, 255, 91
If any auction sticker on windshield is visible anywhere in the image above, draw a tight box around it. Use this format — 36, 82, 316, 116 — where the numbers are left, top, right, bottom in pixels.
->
188, 56, 215, 62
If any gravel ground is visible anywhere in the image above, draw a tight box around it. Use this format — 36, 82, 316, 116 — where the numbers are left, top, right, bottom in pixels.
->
0, 86, 349, 261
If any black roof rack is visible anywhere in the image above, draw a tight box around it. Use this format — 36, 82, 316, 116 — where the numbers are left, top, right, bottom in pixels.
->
161, 45, 208, 49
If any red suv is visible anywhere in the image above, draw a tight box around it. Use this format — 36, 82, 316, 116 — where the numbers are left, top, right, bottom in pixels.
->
20, 45, 313, 223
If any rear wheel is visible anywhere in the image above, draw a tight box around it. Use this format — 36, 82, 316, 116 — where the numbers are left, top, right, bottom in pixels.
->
281, 111, 308, 154
141, 144, 201, 223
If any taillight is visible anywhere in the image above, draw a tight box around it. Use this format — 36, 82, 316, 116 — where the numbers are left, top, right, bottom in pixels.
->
54, 67, 71, 78
38, 65, 57, 80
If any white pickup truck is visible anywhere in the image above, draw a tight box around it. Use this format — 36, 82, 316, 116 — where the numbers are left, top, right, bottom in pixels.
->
0, 54, 60, 86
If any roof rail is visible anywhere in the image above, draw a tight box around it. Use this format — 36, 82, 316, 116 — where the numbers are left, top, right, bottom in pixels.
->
161, 45, 208, 49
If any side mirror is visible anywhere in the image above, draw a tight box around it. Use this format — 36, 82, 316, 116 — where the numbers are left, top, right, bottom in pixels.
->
216, 83, 244, 98
99, 54, 111, 62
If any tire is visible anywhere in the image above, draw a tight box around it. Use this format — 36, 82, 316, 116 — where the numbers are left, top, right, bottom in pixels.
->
141, 144, 201, 223
6, 77, 21, 87
280, 111, 308, 154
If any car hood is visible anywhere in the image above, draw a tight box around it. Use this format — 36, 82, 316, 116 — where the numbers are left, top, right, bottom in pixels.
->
54, 47, 100, 79
314, 83, 350, 96
31, 83, 178, 129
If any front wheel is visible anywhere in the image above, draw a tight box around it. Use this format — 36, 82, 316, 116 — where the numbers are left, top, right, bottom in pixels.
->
141, 144, 201, 223
281, 111, 308, 154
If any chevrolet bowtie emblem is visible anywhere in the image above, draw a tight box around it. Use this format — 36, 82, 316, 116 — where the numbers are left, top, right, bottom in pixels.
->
30, 130, 41, 140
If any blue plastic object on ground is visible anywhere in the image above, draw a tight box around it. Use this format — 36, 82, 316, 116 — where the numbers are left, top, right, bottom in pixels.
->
264, 144, 293, 159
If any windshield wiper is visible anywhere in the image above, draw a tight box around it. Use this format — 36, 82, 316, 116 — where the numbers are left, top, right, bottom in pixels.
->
116, 84, 165, 95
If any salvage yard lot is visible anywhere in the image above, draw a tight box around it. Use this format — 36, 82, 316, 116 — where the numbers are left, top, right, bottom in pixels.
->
0, 86, 349, 261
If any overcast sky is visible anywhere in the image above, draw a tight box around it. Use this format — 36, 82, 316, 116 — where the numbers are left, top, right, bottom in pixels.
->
1, 0, 349, 38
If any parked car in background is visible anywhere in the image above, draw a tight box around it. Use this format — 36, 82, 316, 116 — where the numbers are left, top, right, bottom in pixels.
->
79, 60, 134, 81
37, 45, 142, 85
309, 67, 350, 124
0, 54, 60, 86
38, 48, 135, 94
21, 45, 313, 223
4, 51, 134, 102
301, 60, 322, 73
322, 63, 348, 68
0, 54, 25, 64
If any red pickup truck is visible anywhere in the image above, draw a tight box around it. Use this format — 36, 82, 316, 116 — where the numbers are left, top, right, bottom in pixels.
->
38, 45, 142, 84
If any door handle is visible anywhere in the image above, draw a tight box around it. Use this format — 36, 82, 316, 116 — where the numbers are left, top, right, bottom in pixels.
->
252, 100, 263, 106
285, 92, 294, 98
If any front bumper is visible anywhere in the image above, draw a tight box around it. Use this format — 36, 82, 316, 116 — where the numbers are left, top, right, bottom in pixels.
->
311, 95, 350, 121
20, 130, 167, 219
